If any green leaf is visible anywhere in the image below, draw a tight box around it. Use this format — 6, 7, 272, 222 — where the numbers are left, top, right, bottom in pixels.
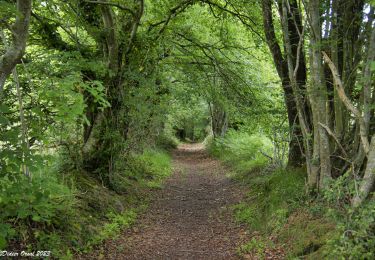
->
0, 1, 17, 17
0, 115, 9, 125
0, 235, 7, 249
17, 208, 29, 219
371, 61, 375, 71
32, 215, 42, 222
0, 104, 11, 113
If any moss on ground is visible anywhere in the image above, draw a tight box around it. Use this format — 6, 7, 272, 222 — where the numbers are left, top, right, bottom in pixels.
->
278, 210, 336, 258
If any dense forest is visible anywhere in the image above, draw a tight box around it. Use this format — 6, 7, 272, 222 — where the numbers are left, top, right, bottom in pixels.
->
0, 0, 374, 258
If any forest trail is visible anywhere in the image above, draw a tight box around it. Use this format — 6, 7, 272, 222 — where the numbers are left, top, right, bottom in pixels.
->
89, 143, 249, 259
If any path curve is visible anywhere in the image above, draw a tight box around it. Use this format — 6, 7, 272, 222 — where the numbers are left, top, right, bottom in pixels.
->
90, 143, 248, 259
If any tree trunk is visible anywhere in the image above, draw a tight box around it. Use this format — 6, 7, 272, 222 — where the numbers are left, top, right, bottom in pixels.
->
261, 0, 306, 167
331, 0, 345, 140
309, 0, 332, 190
0, 0, 32, 92
209, 102, 228, 138
80, 1, 145, 187
323, 52, 371, 155
352, 136, 375, 207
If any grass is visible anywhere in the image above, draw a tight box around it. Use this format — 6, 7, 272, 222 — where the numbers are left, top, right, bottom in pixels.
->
72, 148, 172, 256
279, 210, 336, 258
234, 170, 337, 258
206, 131, 272, 175
206, 131, 337, 259
237, 237, 270, 258
89, 210, 138, 246
232, 168, 307, 233
0, 148, 173, 259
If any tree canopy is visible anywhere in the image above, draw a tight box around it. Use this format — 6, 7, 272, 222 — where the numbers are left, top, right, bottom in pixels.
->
0, 0, 374, 258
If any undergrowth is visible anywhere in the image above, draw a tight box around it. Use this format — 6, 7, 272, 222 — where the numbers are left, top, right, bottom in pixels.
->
155, 133, 179, 151
208, 131, 375, 259
321, 174, 375, 259
0, 148, 172, 259
206, 131, 272, 174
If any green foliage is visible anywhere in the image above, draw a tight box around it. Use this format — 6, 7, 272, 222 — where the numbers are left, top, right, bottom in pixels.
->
0, 172, 74, 253
164, 96, 209, 142
207, 130, 272, 174
0, 45, 113, 256
88, 210, 137, 247
277, 211, 335, 258
0, 147, 171, 257
111, 149, 172, 189
130, 149, 172, 181
232, 202, 257, 226
324, 199, 375, 259
322, 173, 356, 214
321, 175, 375, 259
233, 169, 305, 232
0, 1, 17, 19
237, 237, 269, 258
155, 133, 179, 150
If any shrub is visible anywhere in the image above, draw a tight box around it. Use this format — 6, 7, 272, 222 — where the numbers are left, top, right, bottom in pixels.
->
0, 173, 75, 254
1, 148, 172, 258
123, 149, 172, 181
324, 199, 375, 259
155, 133, 179, 150
207, 130, 272, 174
110, 148, 172, 192
322, 175, 375, 259
88, 210, 137, 247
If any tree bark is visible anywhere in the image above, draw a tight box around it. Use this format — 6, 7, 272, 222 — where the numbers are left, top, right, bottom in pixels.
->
309, 0, 332, 190
331, 0, 345, 139
352, 136, 375, 207
362, 23, 375, 148
0, 0, 32, 93
330, 0, 365, 141
261, 0, 306, 167
209, 102, 228, 138
79, 1, 146, 184
323, 52, 371, 155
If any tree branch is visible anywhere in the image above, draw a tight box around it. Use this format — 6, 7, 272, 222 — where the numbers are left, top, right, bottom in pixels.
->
203, 0, 264, 41
149, 0, 194, 40
318, 122, 348, 158
322, 51, 370, 155
126, 0, 144, 54
84, 0, 135, 16
0, 0, 32, 93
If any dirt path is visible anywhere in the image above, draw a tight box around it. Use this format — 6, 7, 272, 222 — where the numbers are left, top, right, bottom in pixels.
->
92, 143, 248, 259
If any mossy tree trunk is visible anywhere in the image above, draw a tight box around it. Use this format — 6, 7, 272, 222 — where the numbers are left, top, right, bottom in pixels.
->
79, 0, 144, 186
